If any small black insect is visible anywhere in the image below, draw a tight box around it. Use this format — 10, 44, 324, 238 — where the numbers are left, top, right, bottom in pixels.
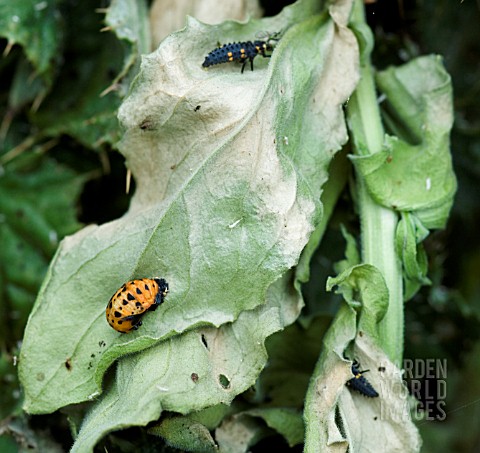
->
202, 34, 279, 73
346, 361, 379, 398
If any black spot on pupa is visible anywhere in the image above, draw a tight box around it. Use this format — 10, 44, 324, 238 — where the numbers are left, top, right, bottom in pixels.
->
114, 311, 122, 318
144, 284, 149, 291
127, 293, 135, 301
122, 300, 128, 305
108, 301, 113, 309
136, 287, 142, 295
135, 302, 142, 308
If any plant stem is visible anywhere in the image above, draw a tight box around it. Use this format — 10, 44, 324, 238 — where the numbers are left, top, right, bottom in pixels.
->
347, 0, 403, 365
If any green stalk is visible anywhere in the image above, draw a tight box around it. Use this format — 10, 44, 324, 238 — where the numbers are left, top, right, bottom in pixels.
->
347, 0, 403, 365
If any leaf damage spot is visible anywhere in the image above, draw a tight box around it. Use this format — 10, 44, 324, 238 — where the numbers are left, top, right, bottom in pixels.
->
139, 119, 155, 130
201, 334, 208, 349
219, 374, 230, 389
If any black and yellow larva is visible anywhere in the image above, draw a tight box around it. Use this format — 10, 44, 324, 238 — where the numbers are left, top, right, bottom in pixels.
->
202, 34, 280, 73
346, 362, 379, 398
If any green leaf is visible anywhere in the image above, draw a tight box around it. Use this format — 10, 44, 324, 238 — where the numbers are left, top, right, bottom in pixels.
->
242, 408, 304, 447
102, 0, 151, 96
351, 55, 457, 230
333, 225, 360, 274
31, 22, 125, 147
395, 211, 430, 300
70, 275, 301, 452
19, 0, 359, 416
0, 0, 63, 85
187, 404, 234, 430
0, 154, 83, 342
148, 416, 218, 453
8, 57, 48, 111
326, 264, 388, 337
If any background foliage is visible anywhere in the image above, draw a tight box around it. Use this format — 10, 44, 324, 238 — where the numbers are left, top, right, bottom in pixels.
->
0, 0, 479, 452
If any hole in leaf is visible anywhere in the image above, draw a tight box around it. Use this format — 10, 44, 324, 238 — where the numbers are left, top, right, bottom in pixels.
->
219, 374, 230, 389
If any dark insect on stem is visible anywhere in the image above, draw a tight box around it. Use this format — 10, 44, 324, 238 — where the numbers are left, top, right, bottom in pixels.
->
346, 361, 379, 398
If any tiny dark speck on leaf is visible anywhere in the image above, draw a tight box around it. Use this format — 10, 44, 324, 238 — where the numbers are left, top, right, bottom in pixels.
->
191, 373, 199, 382
194, 105, 201, 112
65, 358, 72, 371
139, 119, 154, 130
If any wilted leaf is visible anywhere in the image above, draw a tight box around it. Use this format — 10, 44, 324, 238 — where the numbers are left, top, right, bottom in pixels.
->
327, 264, 389, 337
351, 55, 456, 229
338, 335, 422, 453
70, 274, 302, 452
150, 0, 263, 49
216, 413, 268, 453
19, 0, 359, 417
304, 308, 422, 452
